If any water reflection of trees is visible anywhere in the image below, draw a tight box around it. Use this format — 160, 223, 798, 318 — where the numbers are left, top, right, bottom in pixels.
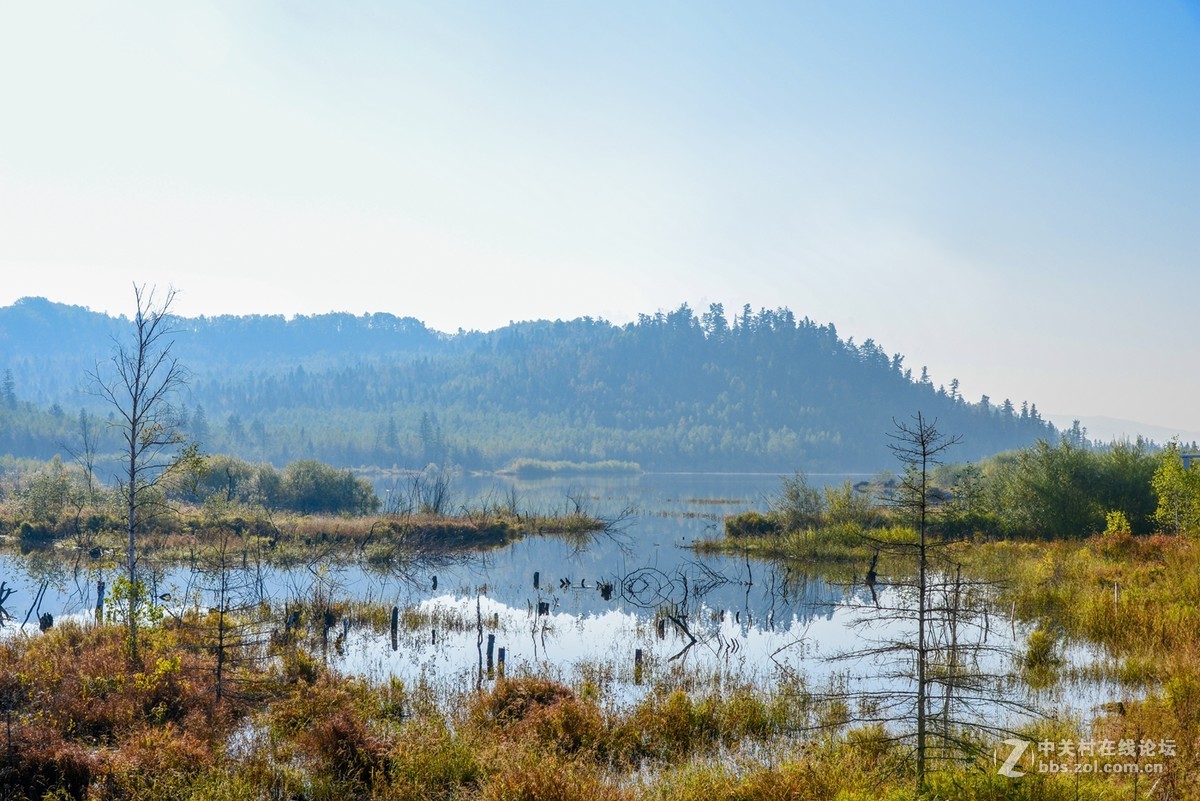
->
612, 558, 843, 663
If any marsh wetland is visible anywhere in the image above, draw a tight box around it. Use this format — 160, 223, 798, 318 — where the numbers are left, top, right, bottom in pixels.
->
1, 472, 1127, 722
1, 467, 1192, 799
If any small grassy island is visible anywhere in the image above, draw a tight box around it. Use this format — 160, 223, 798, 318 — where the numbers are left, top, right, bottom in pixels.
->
0, 454, 609, 564
495, 459, 642, 479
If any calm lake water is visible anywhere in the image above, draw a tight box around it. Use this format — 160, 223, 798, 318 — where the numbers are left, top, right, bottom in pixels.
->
0, 471, 1124, 719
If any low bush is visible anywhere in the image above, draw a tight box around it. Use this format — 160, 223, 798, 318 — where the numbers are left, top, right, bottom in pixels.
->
724, 511, 781, 538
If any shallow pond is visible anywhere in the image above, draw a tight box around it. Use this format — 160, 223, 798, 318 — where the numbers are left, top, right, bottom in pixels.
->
0, 471, 1127, 723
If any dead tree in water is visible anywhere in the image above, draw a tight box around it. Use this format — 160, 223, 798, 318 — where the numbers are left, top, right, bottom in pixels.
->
0, 582, 14, 625
90, 284, 197, 659
822, 414, 1033, 791
188, 532, 274, 703
889, 412, 960, 787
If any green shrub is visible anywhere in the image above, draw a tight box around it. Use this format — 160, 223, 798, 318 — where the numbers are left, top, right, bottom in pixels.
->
724, 511, 781, 538
282, 459, 380, 515
823, 481, 878, 528
17, 519, 54, 541
770, 472, 826, 531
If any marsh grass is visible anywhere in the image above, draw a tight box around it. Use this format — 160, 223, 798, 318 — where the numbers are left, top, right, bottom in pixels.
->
0, 495, 609, 579
3, 595, 1191, 801
696, 512, 1200, 797
693, 522, 915, 570
958, 532, 1200, 796
962, 534, 1198, 683
394, 602, 478, 633
9, 495, 1200, 799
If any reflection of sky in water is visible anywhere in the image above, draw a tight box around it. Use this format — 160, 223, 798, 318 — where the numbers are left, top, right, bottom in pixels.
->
337, 594, 842, 704
0, 473, 1137, 721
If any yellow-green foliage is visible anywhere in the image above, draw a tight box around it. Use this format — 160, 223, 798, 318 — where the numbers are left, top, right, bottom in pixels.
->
1103, 509, 1131, 537
1152, 441, 1200, 534
1021, 625, 1064, 689
1022, 627, 1062, 672
723, 511, 781, 538
387, 718, 482, 799
962, 531, 1200, 797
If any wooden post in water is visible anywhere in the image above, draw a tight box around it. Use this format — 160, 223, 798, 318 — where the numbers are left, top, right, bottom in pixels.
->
497, 647, 506, 677
95, 579, 105, 625
390, 606, 399, 652
634, 648, 644, 685
432, 575, 438, 591
486, 633, 496, 677
533, 571, 540, 589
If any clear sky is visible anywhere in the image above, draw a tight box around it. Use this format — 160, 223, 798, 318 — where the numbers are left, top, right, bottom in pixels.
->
1, 2, 1197, 433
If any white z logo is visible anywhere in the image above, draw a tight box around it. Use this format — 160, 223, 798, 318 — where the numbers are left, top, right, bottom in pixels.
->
998, 738, 1030, 777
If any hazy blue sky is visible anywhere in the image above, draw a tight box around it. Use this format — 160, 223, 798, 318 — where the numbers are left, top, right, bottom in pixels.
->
1, 2, 1197, 433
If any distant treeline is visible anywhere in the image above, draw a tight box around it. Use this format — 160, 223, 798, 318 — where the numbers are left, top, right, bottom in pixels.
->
1, 298, 1057, 471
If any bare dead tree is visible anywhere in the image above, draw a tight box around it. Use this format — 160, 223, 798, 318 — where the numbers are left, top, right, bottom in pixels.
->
819, 414, 1038, 790
888, 411, 962, 788
188, 530, 275, 704
90, 284, 193, 658
64, 407, 99, 497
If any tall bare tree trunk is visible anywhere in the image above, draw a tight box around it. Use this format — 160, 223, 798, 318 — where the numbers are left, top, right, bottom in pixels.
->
889, 411, 960, 791
91, 284, 190, 661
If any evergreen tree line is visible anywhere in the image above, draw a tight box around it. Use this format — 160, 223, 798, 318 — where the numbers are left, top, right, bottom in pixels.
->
1, 299, 1057, 471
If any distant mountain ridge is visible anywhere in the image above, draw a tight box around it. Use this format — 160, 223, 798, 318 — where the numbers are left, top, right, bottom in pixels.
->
0, 297, 1056, 471
1043, 414, 1200, 447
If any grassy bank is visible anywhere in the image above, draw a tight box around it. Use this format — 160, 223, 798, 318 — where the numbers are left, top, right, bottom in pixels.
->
703, 520, 1200, 798
0, 500, 608, 568
960, 531, 1200, 798
692, 518, 915, 565
961, 530, 1200, 684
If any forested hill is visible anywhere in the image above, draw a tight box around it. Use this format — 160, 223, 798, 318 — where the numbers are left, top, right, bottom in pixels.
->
0, 297, 1055, 471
